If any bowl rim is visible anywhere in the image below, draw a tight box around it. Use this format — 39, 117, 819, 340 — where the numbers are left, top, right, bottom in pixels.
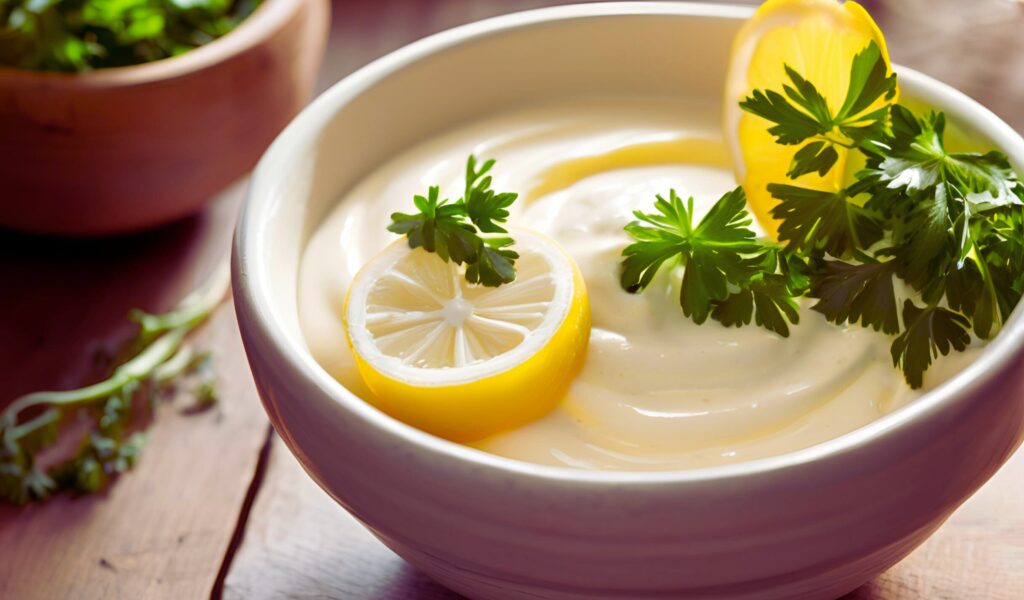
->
235, 1, 1024, 486
0, 0, 306, 85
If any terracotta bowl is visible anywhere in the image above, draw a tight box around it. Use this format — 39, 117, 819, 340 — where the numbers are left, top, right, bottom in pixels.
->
0, 0, 329, 236
234, 3, 1024, 599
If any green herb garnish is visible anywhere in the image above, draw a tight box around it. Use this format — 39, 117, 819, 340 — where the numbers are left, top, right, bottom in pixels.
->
621, 41, 1024, 388
740, 41, 897, 178
0, 0, 262, 72
621, 187, 809, 338
0, 265, 228, 504
388, 155, 519, 287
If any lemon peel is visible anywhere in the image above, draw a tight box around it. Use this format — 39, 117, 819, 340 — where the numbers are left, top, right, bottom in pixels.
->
344, 229, 590, 442
724, 0, 894, 237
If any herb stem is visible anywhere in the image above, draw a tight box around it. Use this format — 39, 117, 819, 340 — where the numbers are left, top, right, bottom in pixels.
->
822, 134, 856, 149
131, 263, 230, 339
4, 409, 60, 444
1, 263, 230, 503
153, 345, 196, 385
5, 327, 189, 423
3, 263, 227, 428
971, 243, 1003, 333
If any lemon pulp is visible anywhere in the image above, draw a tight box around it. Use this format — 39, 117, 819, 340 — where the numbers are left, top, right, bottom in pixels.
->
344, 229, 590, 442
724, 0, 893, 236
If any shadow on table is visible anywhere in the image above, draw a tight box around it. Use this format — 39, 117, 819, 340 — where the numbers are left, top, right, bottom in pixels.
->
843, 581, 890, 599
386, 565, 897, 600
384, 564, 466, 599
0, 207, 221, 404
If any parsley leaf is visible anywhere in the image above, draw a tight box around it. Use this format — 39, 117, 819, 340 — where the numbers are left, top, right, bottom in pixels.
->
625, 39, 1022, 388
860, 106, 1024, 300
731, 40, 1024, 387
787, 140, 841, 179
808, 259, 900, 334
682, 188, 767, 322
768, 184, 884, 257
981, 208, 1024, 324
466, 237, 518, 287
739, 88, 829, 146
388, 155, 520, 287
712, 273, 801, 337
898, 182, 958, 292
781, 64, 833, 126
873, 110, 1024, 209
463, 155, 518, 233
740, 41, 896, 181
621, 188, 763, 325
621, 187, 802, 333
835, 42, 898, 131
0, 0, 261, 72
712, 250, 809, 336
890, 301, 971, 388
388, 186, 481, 265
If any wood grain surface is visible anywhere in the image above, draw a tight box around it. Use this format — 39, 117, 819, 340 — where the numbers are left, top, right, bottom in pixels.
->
223, 435, 458, 600
223, 435, 1024, 600
0, 185, 272, 600
1, 1, 1022, 599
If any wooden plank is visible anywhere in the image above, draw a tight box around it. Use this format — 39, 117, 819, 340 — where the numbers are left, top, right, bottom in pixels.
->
0, 185, 272, 600
223, 435, 461, 600
223, 436, 1023, 600
847, 448, 1024, 599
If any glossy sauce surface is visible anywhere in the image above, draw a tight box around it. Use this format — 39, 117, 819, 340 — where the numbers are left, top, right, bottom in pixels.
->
299, 98, 978, 470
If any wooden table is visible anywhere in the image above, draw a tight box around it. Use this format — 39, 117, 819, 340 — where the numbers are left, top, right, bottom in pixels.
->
2, 1, 1023, 598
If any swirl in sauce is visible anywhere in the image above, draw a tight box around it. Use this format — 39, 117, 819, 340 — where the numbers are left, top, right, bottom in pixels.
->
298, 98, 978, 470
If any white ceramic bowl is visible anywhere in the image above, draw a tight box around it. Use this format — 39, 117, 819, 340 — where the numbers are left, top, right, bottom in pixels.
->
233, 3, 1024, 599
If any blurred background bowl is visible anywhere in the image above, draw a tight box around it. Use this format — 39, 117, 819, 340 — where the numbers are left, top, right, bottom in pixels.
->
0, 0, 329, 236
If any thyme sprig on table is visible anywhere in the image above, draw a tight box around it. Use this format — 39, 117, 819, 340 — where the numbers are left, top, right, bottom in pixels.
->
0, 265, 229, 504
621, 42, 1024, 388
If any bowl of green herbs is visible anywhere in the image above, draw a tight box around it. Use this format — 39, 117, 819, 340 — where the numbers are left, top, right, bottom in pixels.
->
0, 0, 329, 235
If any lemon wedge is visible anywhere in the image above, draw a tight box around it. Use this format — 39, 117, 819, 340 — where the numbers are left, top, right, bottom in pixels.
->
724, 0, 893, 237
344, 229, 590, 442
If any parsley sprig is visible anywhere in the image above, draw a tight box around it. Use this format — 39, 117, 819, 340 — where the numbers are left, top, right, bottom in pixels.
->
740, 42, 897, 178
621, 188, 808, 337
388, 155, 519, 287
622, 41, 1024, 388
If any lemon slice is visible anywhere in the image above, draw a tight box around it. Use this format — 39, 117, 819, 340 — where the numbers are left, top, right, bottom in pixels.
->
724, 0, 893, 237
344, 229, 590, 442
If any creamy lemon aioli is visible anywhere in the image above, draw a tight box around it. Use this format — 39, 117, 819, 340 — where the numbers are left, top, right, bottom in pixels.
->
299, 97, 979, 470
